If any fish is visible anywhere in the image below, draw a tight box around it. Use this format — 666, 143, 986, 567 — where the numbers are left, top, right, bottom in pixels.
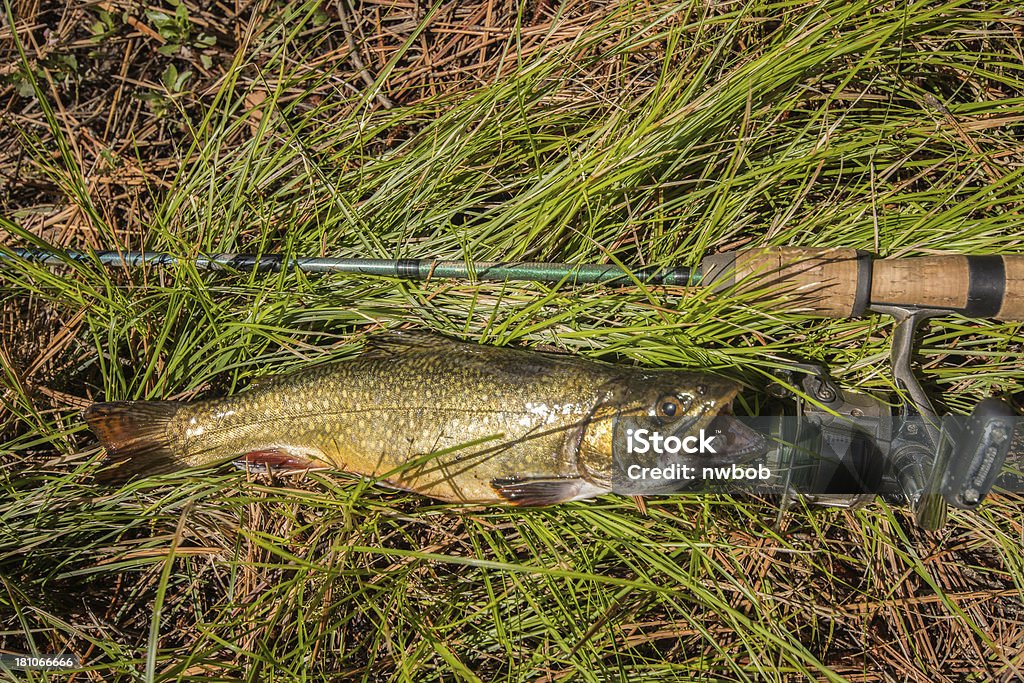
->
84, 330, 766, 505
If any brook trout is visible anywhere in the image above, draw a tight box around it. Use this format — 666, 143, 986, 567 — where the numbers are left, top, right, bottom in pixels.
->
85, 331, 764, 504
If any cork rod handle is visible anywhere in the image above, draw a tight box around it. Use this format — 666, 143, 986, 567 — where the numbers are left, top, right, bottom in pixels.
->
700, 247, 1024, 320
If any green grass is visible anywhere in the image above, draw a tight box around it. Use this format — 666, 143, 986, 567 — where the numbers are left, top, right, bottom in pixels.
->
2, 0, 1024, 680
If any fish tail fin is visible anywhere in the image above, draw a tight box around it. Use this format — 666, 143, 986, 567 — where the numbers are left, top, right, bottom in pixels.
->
84, 401, 183, 481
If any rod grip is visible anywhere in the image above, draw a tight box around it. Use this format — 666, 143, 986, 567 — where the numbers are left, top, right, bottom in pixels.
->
700, 247, 1024, 320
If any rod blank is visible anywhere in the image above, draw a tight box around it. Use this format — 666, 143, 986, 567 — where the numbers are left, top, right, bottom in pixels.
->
5, 248, 699, 286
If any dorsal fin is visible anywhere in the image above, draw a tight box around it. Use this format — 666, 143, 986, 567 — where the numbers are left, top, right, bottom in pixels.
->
358, 329, 471, 360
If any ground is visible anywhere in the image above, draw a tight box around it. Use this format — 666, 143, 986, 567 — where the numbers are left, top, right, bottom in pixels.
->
2, 0, 1024, 680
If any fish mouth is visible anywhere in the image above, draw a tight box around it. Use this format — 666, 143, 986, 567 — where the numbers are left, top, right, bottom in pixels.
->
704, 403, 768, 462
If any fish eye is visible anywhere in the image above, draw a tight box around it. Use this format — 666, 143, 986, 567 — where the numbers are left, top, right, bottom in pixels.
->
655, 395, 689, 419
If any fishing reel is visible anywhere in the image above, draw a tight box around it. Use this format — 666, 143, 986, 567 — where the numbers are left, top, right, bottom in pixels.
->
754, 306, 1022, 529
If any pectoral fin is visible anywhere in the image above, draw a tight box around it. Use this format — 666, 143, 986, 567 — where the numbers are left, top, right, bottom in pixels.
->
490, 475, 607, 506
235, 448, 325, 473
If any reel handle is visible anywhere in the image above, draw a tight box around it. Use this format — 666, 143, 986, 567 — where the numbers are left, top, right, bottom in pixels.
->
701, 247, 1024, 320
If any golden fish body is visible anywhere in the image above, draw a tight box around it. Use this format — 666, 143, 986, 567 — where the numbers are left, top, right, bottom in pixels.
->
86, 331, 753, 504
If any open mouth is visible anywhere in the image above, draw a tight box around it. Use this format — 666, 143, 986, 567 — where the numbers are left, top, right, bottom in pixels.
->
707, 403, 768, 459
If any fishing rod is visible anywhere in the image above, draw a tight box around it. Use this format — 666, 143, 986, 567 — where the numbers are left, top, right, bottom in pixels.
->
7, 246, 1023, 318
5, 244, 1024, 528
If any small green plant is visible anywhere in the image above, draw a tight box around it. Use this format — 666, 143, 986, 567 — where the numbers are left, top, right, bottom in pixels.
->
6, 53, 79, 97
146, 1, 216, 59
87, 9, 116, 43
161, 63, 192, 94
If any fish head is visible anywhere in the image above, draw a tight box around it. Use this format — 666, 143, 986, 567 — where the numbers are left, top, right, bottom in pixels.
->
577, 371, 767, 488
